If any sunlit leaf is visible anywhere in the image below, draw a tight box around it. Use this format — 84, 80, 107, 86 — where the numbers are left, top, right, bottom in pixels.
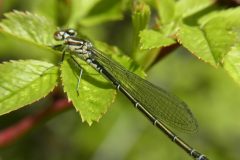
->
61, 41, 144, 124
177, 23, 216, 65
0, 11, 59, 62
0, 60, 59, 115
178, 7, 240, 84
178, 8, 240, 64
0, 10, 56, 45
140, 29, 175, 50
224, 46, 240, 85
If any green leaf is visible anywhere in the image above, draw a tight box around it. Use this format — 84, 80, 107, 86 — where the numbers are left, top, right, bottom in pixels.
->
201, 16, 237, 63
61, 58, 115, 125
140, 29, 176, 50
153, 0, 214, 36
0, 11, 59, 63
0, 10, 56, 45
177, 23, 216, 65
224, 46, 240, 85
0, 60, 59, 115
61, 42, 144, 125
178, 8, 240, 66
178, 7, 240, 86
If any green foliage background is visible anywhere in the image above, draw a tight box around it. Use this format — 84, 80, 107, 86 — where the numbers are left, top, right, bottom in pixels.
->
0, 0, 240, 160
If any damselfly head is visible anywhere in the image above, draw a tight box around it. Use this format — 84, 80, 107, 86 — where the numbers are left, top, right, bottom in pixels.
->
54, 29, 77, 41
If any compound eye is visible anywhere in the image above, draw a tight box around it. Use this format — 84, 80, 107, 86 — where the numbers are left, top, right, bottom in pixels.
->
54, 31, 64, 41
66, 29, 77, 36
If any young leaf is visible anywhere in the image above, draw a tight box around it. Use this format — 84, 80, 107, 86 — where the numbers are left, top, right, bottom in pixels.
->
178, 8, 240, 66
60, 41, 144, 125
0, 60, 59, 115
140, 29, 176, 50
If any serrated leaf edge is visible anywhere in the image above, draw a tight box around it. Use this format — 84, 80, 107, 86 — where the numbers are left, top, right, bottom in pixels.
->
0, 60, 59, 115
60, 59, 117, 125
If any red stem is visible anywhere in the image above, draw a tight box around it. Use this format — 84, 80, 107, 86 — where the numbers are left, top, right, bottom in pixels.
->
0, 98, 72, 148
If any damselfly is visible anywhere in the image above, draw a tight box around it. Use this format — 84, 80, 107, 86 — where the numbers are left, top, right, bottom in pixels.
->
53, 29, 208, 160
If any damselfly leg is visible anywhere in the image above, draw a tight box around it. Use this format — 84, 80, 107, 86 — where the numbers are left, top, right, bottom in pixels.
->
70, 55, 83, 96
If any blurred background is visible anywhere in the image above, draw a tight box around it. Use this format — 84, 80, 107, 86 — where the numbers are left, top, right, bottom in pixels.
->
0, 0, 240, 160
